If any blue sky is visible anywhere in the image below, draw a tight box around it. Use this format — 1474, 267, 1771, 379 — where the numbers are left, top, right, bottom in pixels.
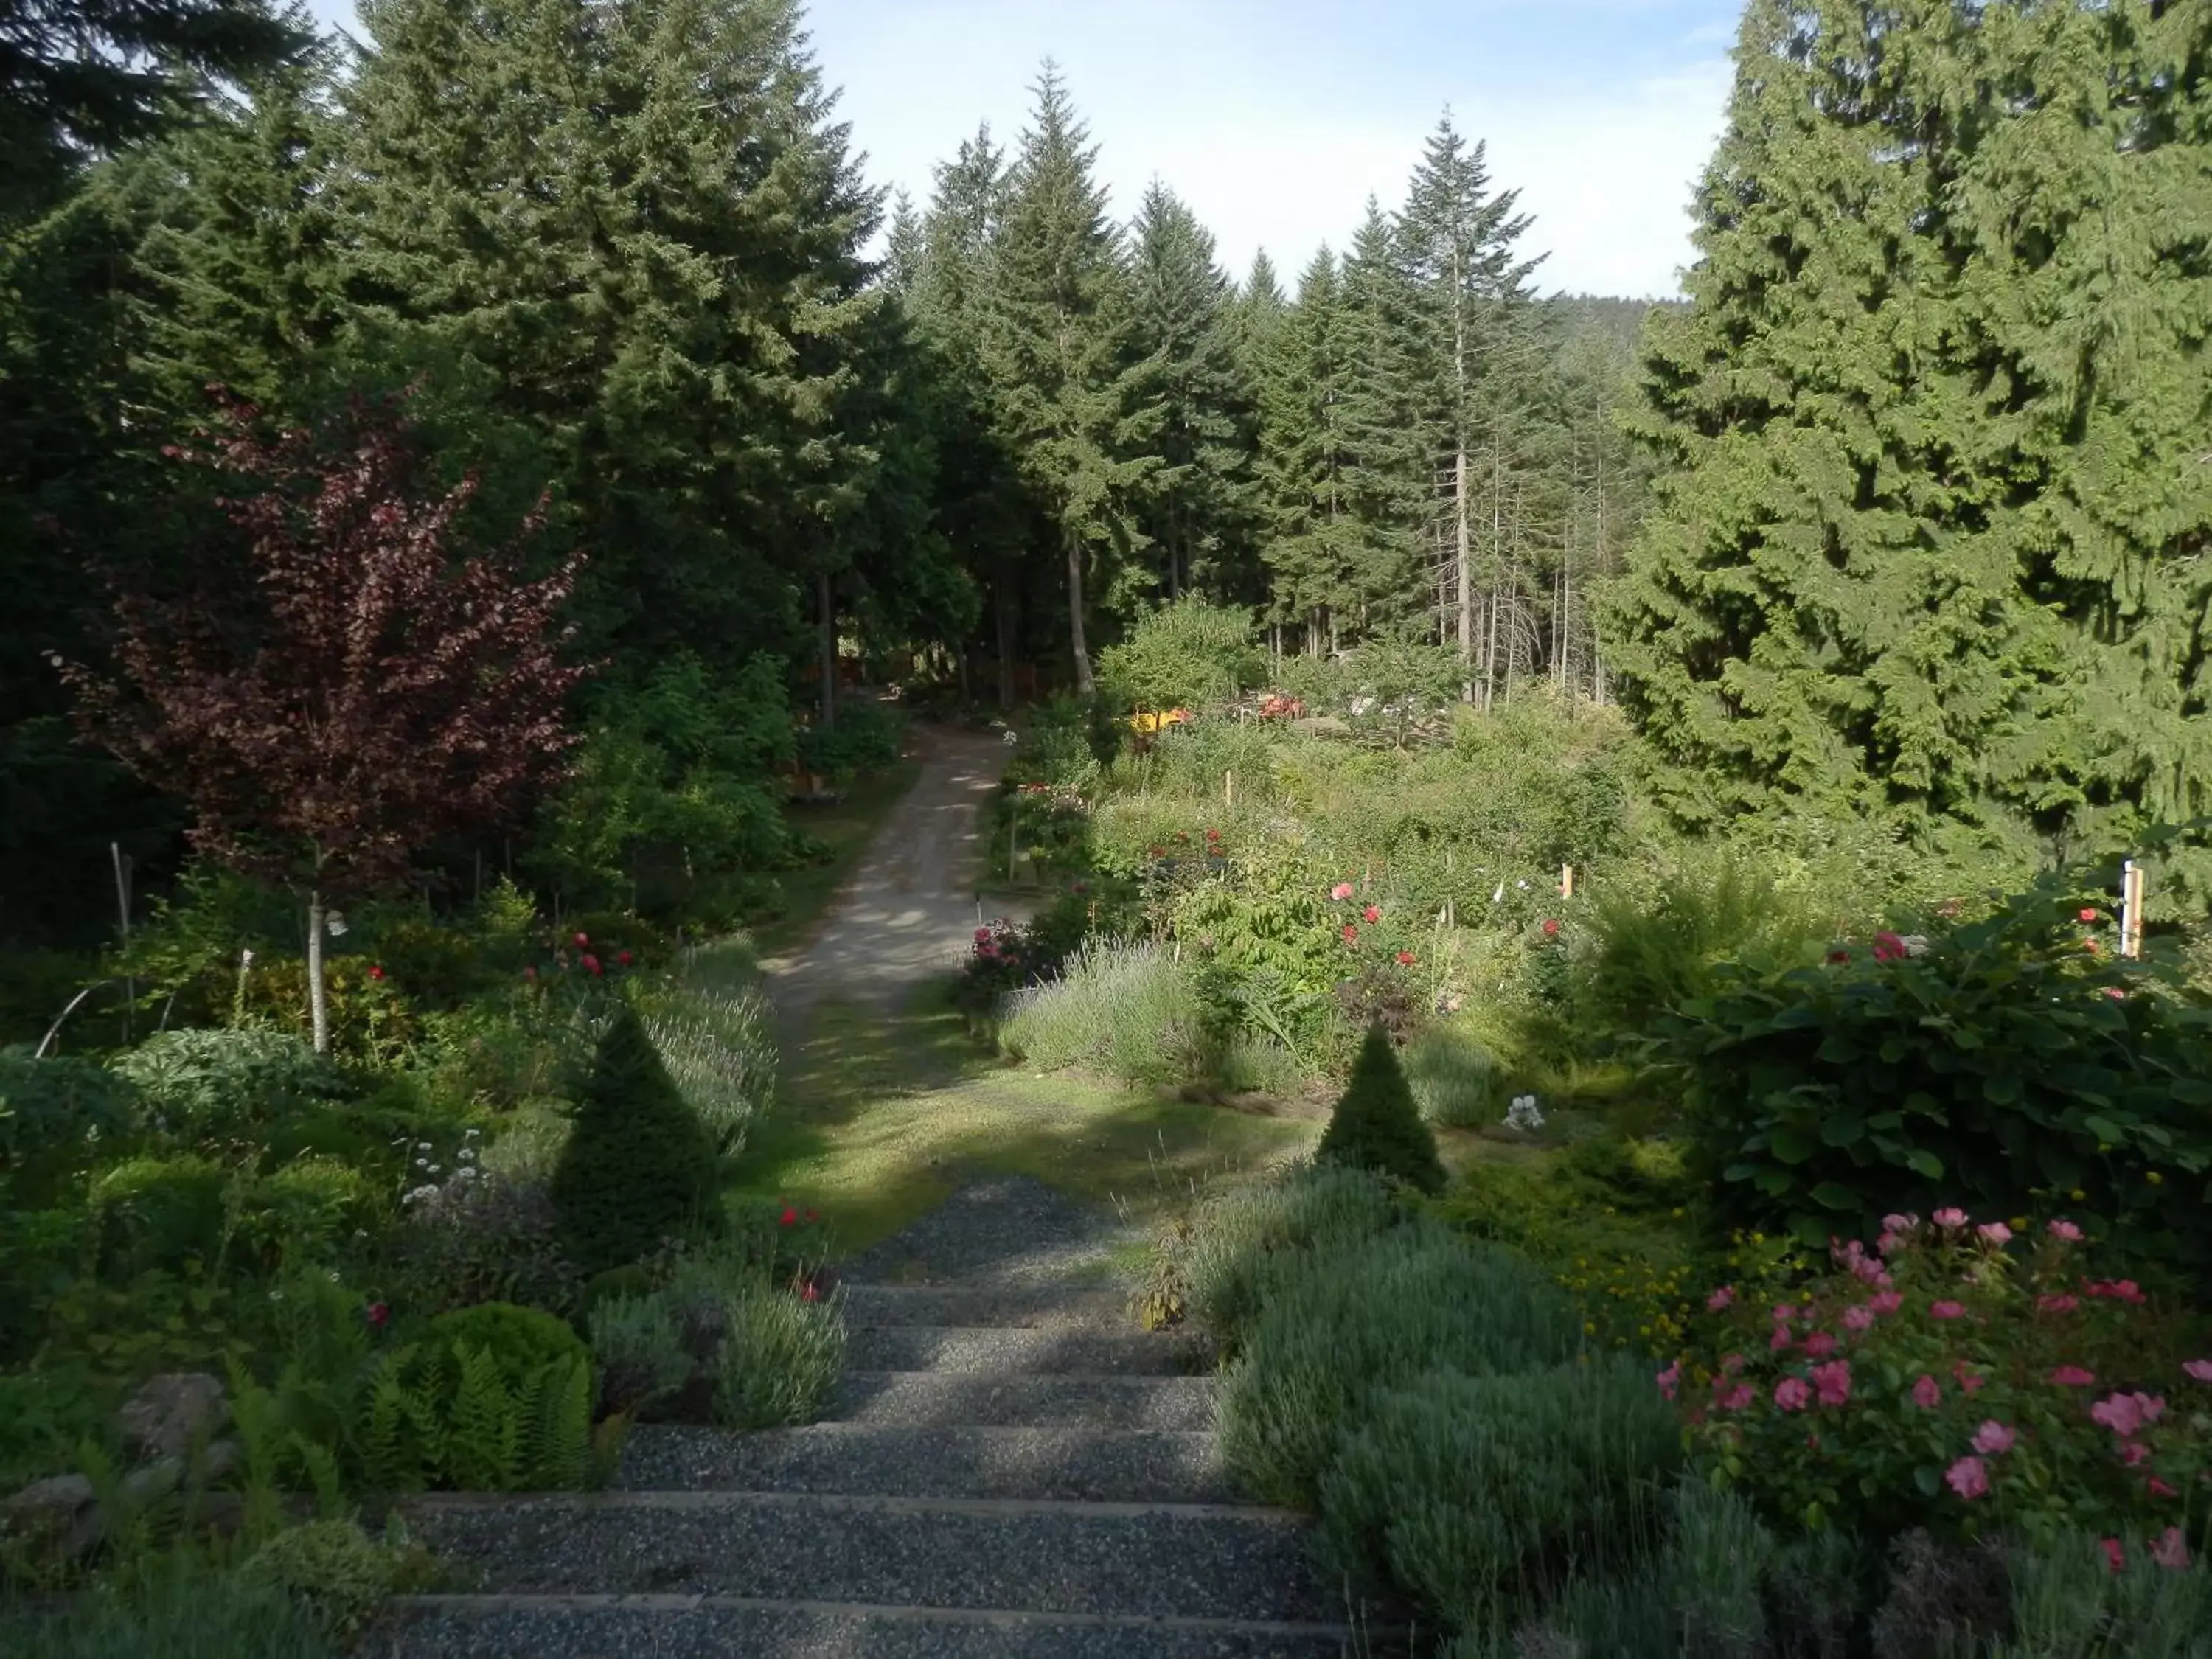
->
310, 0, 1747, 299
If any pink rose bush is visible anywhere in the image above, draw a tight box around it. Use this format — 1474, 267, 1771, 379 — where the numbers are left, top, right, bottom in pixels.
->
1673, 1210, 2212, 1552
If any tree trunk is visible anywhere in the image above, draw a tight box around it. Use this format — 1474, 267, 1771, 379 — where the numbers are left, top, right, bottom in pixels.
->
1455, 443, 1473, 699
817, 569, 836, 730
1066, 529, 1094, 696
995, 579, 1016, 709
305, 888, 330, 1055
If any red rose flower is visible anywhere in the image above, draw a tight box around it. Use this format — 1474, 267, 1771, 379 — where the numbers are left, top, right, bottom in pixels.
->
1341, 923, 1358, 942
1363, 905, 1380, 923
2079, 908, 2099, 923
1396, 951, 1415, 966
366, 1301, 390, 1328
780, 1206, 798, 1227
1541, 919, 1560, 937
580, 953, 603, 977
367, 964, 386, 981
617, 950, 634, 966
574, 931, 589, 947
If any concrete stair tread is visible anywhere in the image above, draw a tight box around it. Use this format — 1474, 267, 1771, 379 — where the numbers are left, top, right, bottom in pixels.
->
846, 1324, 1201, 1376
397, 1489, 1340, 1624
838, 1284, 1133, 1330
381, 1593, 1418, 1657
828, 1369, 1217, 1430
617, 1422, 1231, 1503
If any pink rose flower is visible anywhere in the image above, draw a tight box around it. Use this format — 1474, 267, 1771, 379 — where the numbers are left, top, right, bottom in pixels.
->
1931, 1300, 1966, 1320
1933, 1208, 1969, 1230
1811, 1360, 1851, 1407
2051, 1366, 2098, 1387
1877, 1231, 1907, 1257
1770, 1303, 1795, 1324
1913, 1374, 1943, 1409
1972, 1420, 2016, 1455
1944, 1456, 1989, 1499
1655, 1361, 1680, 1401
1803, 1332, 1837, 1360
1720, 1352, 1747, 1377
2149, 1475, 2177, 1498
1770, 1325, 1795, 1352
2121, 1440, 2153, 1467
2150, 1528, 2191, 1571
1850, 1255, 1885, 1284
1329, 882, 1354, 900
2038, 1295, 2081, 1315
1706, 1286, 1735, 1312
2101, 1539, 2126, 1575
2183, 1360, 2212, 1383
1774, 1377, 1812, 1412
2092, 1393, 2147, 1436
1977, 1222, 2013, 1245
1954, 1363, 1986, 1395
1719, 1383, 1756, 1412
1868, 1290, 1903, 1316
1882, 1212, 1919, 1235
1843, 1305, 1876, 1332
2047, 1219, 2084, 1242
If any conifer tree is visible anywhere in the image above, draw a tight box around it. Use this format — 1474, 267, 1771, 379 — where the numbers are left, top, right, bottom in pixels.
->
1254, 247, 1360, 654
979, 64, 1155, 697
1332, 201, 1427, 644
1611, 0, 2211, 858
1127, 182, 1250, 606
1315, 1023, 1444, 1194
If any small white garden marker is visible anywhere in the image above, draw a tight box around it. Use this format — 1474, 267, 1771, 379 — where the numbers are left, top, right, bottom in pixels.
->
1225, 769, 1234, 807
2121, 860, 2146, 959
1560, 865, 1574, 900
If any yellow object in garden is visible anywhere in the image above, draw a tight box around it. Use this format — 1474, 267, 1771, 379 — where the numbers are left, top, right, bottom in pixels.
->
1126, 708, 1194, 734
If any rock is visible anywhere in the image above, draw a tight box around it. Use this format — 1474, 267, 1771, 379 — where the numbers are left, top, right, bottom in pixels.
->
0, 1472, 99, 1559
117, 1371, 229, 1461
121, 1456, 184, 1507
201, 1438, 244, 1485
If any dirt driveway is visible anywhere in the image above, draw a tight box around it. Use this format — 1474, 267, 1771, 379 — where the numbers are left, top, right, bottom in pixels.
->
759, 723, 1028, 1040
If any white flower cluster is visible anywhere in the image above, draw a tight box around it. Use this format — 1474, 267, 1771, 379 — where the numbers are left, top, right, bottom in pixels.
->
398, 1127, 484, 1208
1504, 1094, 1545, 1133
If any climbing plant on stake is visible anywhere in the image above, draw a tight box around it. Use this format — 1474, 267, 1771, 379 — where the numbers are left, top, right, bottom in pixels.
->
55, 389, 591, 1051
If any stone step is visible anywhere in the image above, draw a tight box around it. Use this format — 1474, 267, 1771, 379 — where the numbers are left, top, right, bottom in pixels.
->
617, 1424, 1233, 1504
839, 1283, 1133, 1331
828, 1371, 1216, 1431
380, 1593, 1420, 1658
844, 1324, 1197, 1377
397, 1490, 1341, 1625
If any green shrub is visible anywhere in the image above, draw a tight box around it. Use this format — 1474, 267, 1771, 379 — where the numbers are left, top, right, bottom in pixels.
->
0, 1049, 140, 1201
1097, 597, 1265, 714
417, 1302, 587, 1393
586, 1292, 691, 1415
1178, 1164, 1398, 1355
111, 1029, 349, 1141
1216, 1220, 1582, 1509
796, 698, 905, 783
998, 940, 1202, 1085
361, 1305, 600, 1493
88, 1153, 231, 1275
1314, 1024, 1445, 1194
1316, 1355, 1681, 1629
1994, 1525, 2212, 1658
394, 1169, 582, 1318
549, 1001, 720, 1275
710, 1278, 846, 1431
476, 1106, 571, 1183
1571, 843, 1839, 1038
240, 1520, 419, 1639
1403, 1024, 1498, 1127
636, 981, 776, 1156
1654, 864, 2212, 1268
360, 919, 490, 1011
237, 1158, 378, 1267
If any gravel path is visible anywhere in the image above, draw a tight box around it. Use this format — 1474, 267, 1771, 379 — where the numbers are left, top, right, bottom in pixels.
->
378, 731, 1413, 1656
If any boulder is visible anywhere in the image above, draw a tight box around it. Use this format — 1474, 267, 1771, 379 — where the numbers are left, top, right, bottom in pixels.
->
117, 1371, 229, 1461
0, 1472, 100, 1559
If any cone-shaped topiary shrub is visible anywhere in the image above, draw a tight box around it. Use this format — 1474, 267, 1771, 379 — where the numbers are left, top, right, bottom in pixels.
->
1315, 1023, 1446, 1194
552, 1001, 721, 1275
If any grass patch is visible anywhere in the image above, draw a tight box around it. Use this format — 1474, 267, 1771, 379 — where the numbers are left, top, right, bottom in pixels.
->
748, 757, 923, 959
720, 982, 1317, 1262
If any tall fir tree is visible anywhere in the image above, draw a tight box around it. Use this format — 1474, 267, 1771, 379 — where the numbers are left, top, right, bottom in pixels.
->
1610, 0, 2211, 872
1254, 247, 1360, 654
979, 64, 1155, 697
1126, 182, 1250, 608
1332, 199, 1427, 645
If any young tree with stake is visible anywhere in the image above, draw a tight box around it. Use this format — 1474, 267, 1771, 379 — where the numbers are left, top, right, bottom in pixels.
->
54, 389, 590, 1052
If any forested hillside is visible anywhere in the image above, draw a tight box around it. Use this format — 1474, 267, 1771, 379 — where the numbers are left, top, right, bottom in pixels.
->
4, 0, 2208, 959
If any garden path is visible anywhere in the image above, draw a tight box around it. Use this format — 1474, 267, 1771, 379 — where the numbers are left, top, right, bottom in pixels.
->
383, 1174, 1408, 1656
757, 721, 1023, 1046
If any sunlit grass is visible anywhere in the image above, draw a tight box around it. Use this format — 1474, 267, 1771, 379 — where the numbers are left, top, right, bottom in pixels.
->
721, 983, 1318, 1262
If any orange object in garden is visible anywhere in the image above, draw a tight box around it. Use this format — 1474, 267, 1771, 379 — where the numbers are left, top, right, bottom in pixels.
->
1126, 707, 1194, 734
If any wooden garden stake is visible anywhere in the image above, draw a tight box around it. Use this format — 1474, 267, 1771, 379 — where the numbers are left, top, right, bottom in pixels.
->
1225, 769, 1234, 807
2121, 860, 2145, 959
1560, 864, 1574, 900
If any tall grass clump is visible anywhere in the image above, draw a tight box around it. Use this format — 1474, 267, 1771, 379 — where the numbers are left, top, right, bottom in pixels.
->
0, 1551, 336, 1659
1215, 1218, 1582, 1510
1317, 1355, 1680, 1632
1402, 1023, 1498, 1127
710, 1278, 846, 1430
636, 980, 776, 1156
998, 940, 1200, 1085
